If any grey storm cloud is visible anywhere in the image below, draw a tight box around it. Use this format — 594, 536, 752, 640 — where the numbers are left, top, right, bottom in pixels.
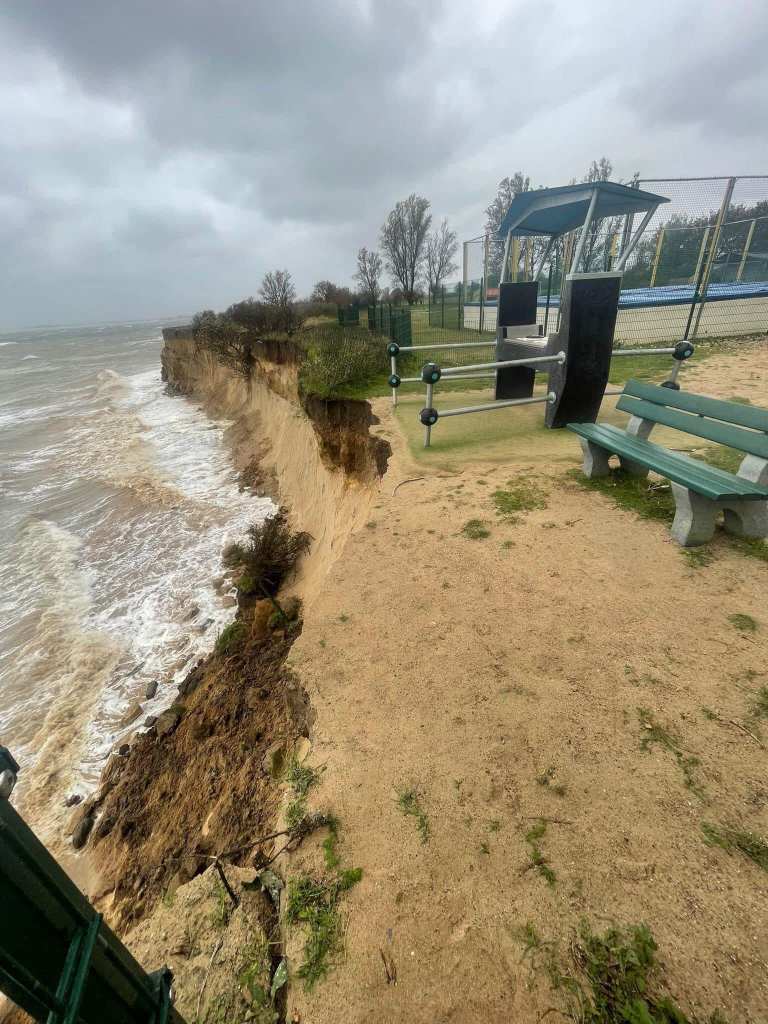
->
1, 0, 767, 326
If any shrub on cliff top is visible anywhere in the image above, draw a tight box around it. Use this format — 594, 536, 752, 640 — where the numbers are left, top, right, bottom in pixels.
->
298, 325, 389, 399
223, 508, 310, 597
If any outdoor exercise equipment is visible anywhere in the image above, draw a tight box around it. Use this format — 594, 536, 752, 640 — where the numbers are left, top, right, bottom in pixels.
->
0, 747, 185, 1024
416, 338, 694, 447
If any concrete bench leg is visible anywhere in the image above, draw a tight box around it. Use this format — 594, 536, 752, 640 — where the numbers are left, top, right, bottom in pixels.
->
579, 438, 611, 478
670, 483, 717, 546
722, 500, 768, 539
618, 456, 650, 478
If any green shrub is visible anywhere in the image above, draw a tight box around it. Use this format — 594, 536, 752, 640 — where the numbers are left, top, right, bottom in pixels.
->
215, 620, 246, 656
223, 509, 310, 597
298, 325, 388, 398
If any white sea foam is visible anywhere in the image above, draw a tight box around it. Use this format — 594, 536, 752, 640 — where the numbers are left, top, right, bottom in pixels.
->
0, 323, 273, 845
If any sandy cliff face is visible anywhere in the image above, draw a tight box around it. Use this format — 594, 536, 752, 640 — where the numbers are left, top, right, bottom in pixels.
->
161, 332, 389, 603
81, 331, 391, 935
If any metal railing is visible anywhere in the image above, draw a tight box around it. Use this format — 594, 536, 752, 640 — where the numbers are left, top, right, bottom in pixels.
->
0, 748, 184, 1024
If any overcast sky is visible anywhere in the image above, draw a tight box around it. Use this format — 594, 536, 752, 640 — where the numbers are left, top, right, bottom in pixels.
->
2, 0, 767, 328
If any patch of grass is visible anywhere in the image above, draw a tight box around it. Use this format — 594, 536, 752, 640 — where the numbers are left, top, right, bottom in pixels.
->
238, 936, 281, 1023
215, 620, 246, 657
638, 708, 704, 800
729, 536, 768, 563
284, 757, 323, 831
492, 477, 548, 523
285, 868, 363, 990
728, 612, 758, 633
701, 706, 720, 721
501, 539, 515, 549
396, 788, 431, 844
338, 613, 349, 623
322, 824, 340, 870
565, 921, 710, 1023
479, 841, 490, 855
210, 878, 233, 929
568, 468, 674, 523
752, 686, 768, 719
517, 920, 544, 956
702, 822, 768, 872
487, 819, 502, 833
683, 547, 715, 568
285, 758, 323, 798
222, 507, 310, 597
461, 519, 490, 540
524, 821, 556, 887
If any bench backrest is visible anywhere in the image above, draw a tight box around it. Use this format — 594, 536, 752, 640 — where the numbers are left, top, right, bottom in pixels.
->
617, 379, 768, 460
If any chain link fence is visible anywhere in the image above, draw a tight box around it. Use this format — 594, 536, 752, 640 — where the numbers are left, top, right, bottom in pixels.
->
459, 175, 768, 346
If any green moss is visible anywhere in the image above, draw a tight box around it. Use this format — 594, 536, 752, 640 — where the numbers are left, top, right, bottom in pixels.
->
215, 620, 246, 657
728, 612, 758, 633
285, 868, 362, 990
461, 519, 490, 539
524, 821, 556, 887
492, 477, 548, 522
396, 788, 431, 844
702, 822, 768, 872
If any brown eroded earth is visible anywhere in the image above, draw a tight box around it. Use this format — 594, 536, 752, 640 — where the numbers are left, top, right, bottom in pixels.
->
281, 340, 768, 1023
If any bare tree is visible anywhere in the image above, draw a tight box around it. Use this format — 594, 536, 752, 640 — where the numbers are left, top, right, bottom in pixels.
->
354, 247, 383, 306
311, 280, 354, 305
424, 219, 459, 298
484, 172, 532, 238
259, 269, 296, 308
380, 194, 432, 304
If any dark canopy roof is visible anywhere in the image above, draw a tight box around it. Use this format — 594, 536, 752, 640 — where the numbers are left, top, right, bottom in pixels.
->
497, 181, 669, 238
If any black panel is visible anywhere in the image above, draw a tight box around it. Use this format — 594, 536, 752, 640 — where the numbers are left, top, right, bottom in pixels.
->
545, 274, 620, 428
498, 281, 539, 327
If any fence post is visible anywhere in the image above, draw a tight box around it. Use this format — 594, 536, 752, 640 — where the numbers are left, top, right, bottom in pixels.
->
441, 286, 445, 328
649, 227, 665, 288
457, 282, 463, 330
480, 233, 489, 334
736, 219, 757, 282
690, 176, 736, 340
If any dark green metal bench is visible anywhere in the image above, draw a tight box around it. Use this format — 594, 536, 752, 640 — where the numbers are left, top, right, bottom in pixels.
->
0, 748, 185, 1024
568, 379, 768, 546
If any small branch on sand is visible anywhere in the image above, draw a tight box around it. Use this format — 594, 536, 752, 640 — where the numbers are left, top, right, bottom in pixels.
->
728, 718, 765, 748
523, 817, 574, 825
214, 859, 240, 908
392, 477, 424, 496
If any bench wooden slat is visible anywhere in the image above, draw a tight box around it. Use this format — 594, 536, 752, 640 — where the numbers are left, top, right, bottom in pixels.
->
568, 422, 768, 500
623, 379, 768, 433
616, 395, 768, 460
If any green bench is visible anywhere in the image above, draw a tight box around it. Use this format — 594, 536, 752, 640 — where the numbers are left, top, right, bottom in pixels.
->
568, 379, 768, 546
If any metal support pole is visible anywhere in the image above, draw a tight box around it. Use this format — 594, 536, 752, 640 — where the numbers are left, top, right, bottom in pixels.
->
691, 226, 710, 285
534, 236, 557, 280
480, 233, 489, 332
441, 285, 445, 328
543, 262, 553, 335
511, 237, 520, 282
615, 205, 659, 271
736, 219, 756, 282
649, 227, 665, 288
424, 382, 433, 447
438, 391, 557, 417
611, 346, 676, 356
440, 351, 564, 375
390, 354, 398, 407
499, 231, 512, 286
570, 186, 599, 273
691, 176, 736, 339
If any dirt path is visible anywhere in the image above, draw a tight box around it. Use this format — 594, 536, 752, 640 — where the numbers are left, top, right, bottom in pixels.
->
285, 342, 768, 1022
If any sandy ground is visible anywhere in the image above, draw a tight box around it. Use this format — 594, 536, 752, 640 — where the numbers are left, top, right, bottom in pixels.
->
284, 341, 768, 1022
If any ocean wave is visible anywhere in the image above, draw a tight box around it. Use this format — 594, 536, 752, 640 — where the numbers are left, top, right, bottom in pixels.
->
4, 519, 123, 846
0, 341, 19, 347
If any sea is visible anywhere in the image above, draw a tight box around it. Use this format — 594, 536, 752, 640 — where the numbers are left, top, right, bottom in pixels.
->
0, 321, 273, 847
